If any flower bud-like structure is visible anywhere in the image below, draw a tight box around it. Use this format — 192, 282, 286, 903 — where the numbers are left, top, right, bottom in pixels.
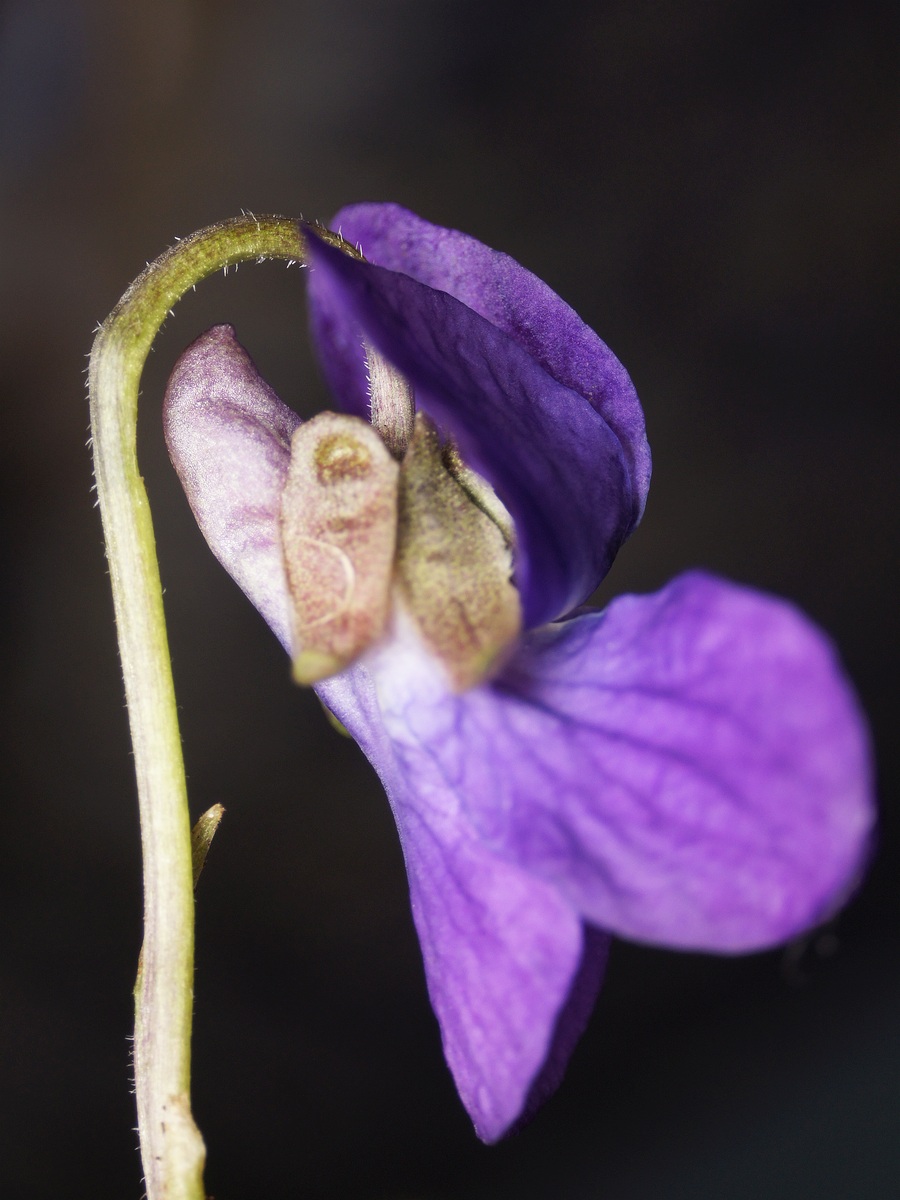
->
279, 402, 521, 690
282, 411, 400, 684
163, 205, 874, 1142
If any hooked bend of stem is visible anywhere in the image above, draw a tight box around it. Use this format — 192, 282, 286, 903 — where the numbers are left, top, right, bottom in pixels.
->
89, 215, 344, 1200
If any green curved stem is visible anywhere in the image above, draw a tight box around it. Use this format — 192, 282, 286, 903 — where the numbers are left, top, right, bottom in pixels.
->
88, 216, 311, 1200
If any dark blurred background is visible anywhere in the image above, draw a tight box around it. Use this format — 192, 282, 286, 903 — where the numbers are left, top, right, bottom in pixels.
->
1, 1, 897, 1197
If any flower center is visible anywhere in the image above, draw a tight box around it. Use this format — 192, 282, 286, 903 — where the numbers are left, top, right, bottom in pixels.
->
280, 403, 521, 690
281, 412, 399, 685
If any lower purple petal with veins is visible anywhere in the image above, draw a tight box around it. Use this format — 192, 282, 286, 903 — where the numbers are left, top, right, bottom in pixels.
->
396, 795, 592, 1142
315, 663, 608, 1143
363, 575, 873, 953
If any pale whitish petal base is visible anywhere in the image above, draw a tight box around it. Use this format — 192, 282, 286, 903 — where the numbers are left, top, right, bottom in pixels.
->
164, 324, 300, 650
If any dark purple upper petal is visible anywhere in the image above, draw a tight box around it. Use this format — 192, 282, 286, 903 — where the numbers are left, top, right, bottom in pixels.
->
305, 232, 634, 627
314, 202, 650, 528
363, 574, 874, 952
315, 659, 608, 1143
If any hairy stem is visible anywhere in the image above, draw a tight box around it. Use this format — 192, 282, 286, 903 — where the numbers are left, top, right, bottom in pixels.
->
88, 216, 326, 1200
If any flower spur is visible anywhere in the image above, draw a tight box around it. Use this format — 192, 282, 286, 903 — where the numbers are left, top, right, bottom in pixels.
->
163, 203, 874, 1143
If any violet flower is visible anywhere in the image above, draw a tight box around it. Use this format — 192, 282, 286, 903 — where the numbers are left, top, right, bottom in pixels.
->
163, 203, 874, 1143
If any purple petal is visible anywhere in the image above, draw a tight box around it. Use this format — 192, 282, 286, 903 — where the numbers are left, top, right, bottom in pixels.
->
305, 232, 634, 627
365, 575, 874, 952
315, 662, 608, 1143
395, 792, 592, 1142
314, 203, 650, 527
163, 324, 299, 651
